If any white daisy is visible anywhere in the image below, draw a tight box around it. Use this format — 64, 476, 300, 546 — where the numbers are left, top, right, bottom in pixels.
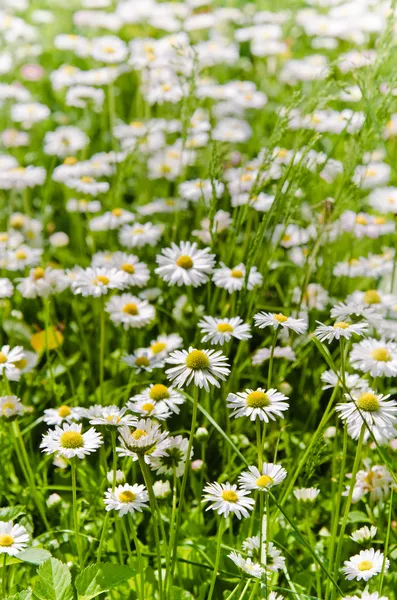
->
0, 278, 13, 298
314, 320, 368, 343
350, 525, 377, 543
155, 241, 215, 287
293, 488, 320, 502
89, 208, 135, 232
127, 398, 171, 421
202, 482, 255, 519
0, 521, 29, 556
72, 267, 128, 297
129, 383, 185, 414
0, 396, 24, 419
254, 312, 307, 334
43, 405, 81, 426
119, 222, 163, 248
227, 388, 289, 422
40, 422, 103, 459
0, 345, 25, 381
106, 470, 125, 485
123, 349, 163, 373
165, 347, 230, 391
212, 263, 262, 293
335, 390, 397, 443
343, 593, 388, 600
266, 542, 286, 572
238, 463, 287, 492
350, 339, 397, 377
198, 316, 251, 345
321, 370, 367, 391
228, 551, 263, 579
117, 419, 169, 462
109, 252, 150, 287
343, 548, 388, 581
147, 334, 183, 359
87, 405, 137, 427
104, 483, 148, 516
150, 435, 191, 477
105, 294, 156, 329
350, 465, 393, 503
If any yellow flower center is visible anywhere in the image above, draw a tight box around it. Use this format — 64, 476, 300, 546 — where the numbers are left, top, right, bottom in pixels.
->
58, 405, 71, 418
132, 227, 145, 234
33, 267, 45, 280
282, 234, 291, 243
216, 323, 234, 333
364, 290, 381, 304
106, 414, 120, 423
112, 208, 122, 216
81, 176, 93, 183
0, 352, 8, 364
130, 121, 143, 128
2, 402, 15, 414
123, 303, 138, 315
93, 275, 110, 285
222, 490, 238, 502
64, 156, 77, 165
231, 269, 243, 278
186, 350, 210, 370
149, 384, 170, 401
13, 358, 27, 370
246, 391, 270, 408
11, 216, 25, 229
150, 342, 166, 354
176, 255, 193, 269
0, 535, 14, 547
121, 263, 135, 274
132, 428, 147, 440
0, 233, 8, 242
274, 313, 288, 323
357, 392, 380, 412
135, 357, 150, 367
119, 490, 136, 503
357, 560, 373, 571
256, 475, 273, 488
103, 46, 115, 54
142, 402, 155, 413
365, 169, 377, 177
355, 215, 368, 225
371, 348, 391, 362
60, 431, 83, 448
15, 250, 27, 260
375, 217, 386, 225
333, 321, 350, 329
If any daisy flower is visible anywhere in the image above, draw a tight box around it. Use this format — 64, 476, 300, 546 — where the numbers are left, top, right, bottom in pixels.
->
148, 334, 183, 359
343, 592, 388, 600
123, 349, 163, 373
228, 552, 263, 579
165, 347, 230, 391
335, 390, 397, 443
40, 422, 103, 459
119, 222, 163, 248
0, 345, 25, 381
202, 482, 255, 519
238, 463, 287, 492
110, 252, 150, 287
106, 470, 125, 485
87, 406, 137, 427
266, 542, 286, 572
117, 420, 169, 462
104, 483, 148, 516
150, 435, 192, 477
350, 525, 377, 542
43, 405, 81, 426
89, 208, 135, 232
320, 370, 367, 391
350, 338, 397, 377
198, 316, 251, 346
252, 346, 296, 365
212, 263, 262, 293
0, 396, 24, 418
153, 480, 171, 499
293, 488, 320, 502
254, 312, 307, 334
129, 383, 185, 414
350, 465, 393, 503
227, 388, 289, 422
155, 241, 215, 287
343, 548, 388, 581
314, 320, 368, 343
72, 267, 128, 297
105, 294, 156, 329
0, 521, 29, 556
127, 398, 171, 421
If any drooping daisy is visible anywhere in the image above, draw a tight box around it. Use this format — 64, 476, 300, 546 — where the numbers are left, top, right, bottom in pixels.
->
87, 405, 137, 428
105, 294, 156, 329
0, 521, 29, 556
254, 312, 307, 334
129, 383, 185, 415
155, 241, 215, 287
0, 345, 25, 381
314, 320, 368, 343
228, 551, 263, 579
106, 470, 125, 485
104, 483, 149, 516
165, 347, 230, 391
350, 465, 393, 503
350, 525, 377, 543
321, 370, 367, 392
202, 482, 255, 519
72, 267, 128, 297
293, 488, 320, 502
227, 388, 289, 422
350, 338, 397, 377
0, 396, 24, 418
153, 480, 171, 499
238, 463, 287, 492
343, 548, 388, 581
43, 405, 81, 426
266, 542, 286, 572
212, 263, 262, 293
117, 420, 169, 462
335, 390, 397, 443
40, 422, 103, 459
150, 435, 191, 477
198, 316, 251, 346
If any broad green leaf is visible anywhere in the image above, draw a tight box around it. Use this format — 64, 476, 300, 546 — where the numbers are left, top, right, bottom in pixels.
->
347, 510, 371, 524
75, 563, 136, 599
172, 587, 194, 599
6, 590, 32, 600
0, 506, 25, 522
18, 548, 52, 565
33, 558, 73, 600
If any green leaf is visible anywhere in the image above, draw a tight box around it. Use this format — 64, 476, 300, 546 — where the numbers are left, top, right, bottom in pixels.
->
18, 548, 52, 565
33, 558, 73, 600
75, 563, 136, 599
347, 510, 371, 524
171, 587, 194, 599
0, 506, 26, 522
6, 590, 32, 600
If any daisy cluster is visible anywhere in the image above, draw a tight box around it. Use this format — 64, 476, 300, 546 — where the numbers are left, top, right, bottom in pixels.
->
0, 0, 396, 598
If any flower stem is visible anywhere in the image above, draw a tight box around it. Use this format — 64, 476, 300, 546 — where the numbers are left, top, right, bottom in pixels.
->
2, 553, 6, 598
97, 511, 110, 563
379, 487, 393, 594
129, 515, 145, 600
207, 519, 224, 600
267, 328, 279, 389
71, 459, 83, 568
99, 297, 106, 404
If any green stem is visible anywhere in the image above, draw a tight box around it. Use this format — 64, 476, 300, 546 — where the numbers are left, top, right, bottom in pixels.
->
267, 328, 279, 389
2, 553, 6, 599
71, 460, 83, 568
97, 511, 111, 563
305, 514, 321, 599
165, 465, 178, 596
379, 487, 393, 594
129, 515, 145, 600
207, 520, 224, 600
99, 297, 105, 403
111, 429, 117, 491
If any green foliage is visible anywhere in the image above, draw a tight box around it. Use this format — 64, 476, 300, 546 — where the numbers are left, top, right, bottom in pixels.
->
75, 563, 136, 599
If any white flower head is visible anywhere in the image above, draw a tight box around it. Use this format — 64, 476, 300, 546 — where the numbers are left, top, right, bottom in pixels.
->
227, 388, 289, 422
254, 312, 307, 334
293, 487, 320, 502
40, 422, 103, 459
0, 521, 29, 556
0, 345, 25, 381
343, 548, 388, 581
238, 463, 287, 491
104, 483, 149, 516
155, 241, 215, 287
350, 339, 397, 377
198, 316, 251, 345
350, 525, 377, 543
0, 395, 24, 418
165, 347, 230, 391
228, 551, 263, 579
202, 482, 255, 519
314, 320, 368, 344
